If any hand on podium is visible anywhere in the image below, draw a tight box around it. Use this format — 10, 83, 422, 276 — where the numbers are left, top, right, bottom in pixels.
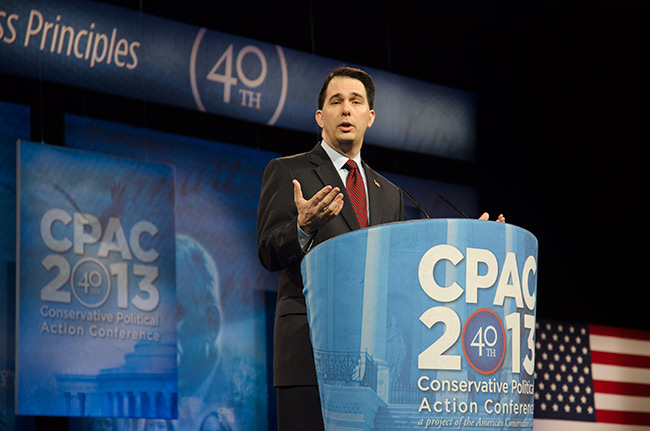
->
479, 212, 506, 223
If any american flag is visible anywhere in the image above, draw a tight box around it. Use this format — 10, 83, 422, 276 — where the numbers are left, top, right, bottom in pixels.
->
533, 318, 650, 430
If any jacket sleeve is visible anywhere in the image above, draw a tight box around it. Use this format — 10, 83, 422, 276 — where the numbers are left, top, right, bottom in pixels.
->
256, 158, 305, 272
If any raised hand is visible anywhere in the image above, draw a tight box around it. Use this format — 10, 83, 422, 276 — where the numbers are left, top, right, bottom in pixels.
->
293, 180, 344, 234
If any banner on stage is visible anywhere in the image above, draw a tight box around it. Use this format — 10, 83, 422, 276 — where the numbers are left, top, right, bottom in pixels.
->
63, 114, 273, 431
16, 140, 177, 418
0, 0, 476, 161
302, 219, 538, 430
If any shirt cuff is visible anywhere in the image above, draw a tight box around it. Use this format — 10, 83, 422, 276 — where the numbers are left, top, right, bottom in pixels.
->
297, 222, 315, 252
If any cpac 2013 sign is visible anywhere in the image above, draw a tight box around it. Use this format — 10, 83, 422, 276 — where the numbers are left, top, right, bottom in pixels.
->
16, 141, 177, 418
302, 219, 538, 430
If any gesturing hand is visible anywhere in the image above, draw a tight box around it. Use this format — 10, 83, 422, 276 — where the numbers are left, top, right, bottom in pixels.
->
293, 179, 344, 234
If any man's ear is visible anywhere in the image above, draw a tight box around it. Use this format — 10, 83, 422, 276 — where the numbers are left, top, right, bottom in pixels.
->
367, 110, 376, 128
315, 110, 324, 128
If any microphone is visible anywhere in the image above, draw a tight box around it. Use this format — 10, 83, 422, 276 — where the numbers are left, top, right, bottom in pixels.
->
438, 194, 469, 219
398, 186, 430, 219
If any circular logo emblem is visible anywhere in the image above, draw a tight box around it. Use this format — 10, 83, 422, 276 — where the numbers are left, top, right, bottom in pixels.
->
462, 308, 506, 374
70, 257, 111, 308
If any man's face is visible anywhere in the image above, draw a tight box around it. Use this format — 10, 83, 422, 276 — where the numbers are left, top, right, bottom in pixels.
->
316, 76, 375, 156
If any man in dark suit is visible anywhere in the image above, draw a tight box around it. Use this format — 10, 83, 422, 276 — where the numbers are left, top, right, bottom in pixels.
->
257, 66, 407, 430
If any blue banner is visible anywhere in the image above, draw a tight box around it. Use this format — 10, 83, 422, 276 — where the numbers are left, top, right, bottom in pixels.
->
64, 115, 274, 431
302, 219, 538, 430
0, 0, 476, 161
17, 140, 178, 418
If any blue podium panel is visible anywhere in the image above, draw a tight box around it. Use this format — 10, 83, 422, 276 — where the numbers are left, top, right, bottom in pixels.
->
302, 219, 538, 430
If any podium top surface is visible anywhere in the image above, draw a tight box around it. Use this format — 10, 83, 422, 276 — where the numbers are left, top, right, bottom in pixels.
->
306, 218, 537, 255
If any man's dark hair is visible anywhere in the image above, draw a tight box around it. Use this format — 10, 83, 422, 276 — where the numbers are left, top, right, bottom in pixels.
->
318, 66, 376, 110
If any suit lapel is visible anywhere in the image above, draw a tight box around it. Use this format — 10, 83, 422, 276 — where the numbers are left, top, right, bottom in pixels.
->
309, 144, 359, 231
364, 162, 384, 226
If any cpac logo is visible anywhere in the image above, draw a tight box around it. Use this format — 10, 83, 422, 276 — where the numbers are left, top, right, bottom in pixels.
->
38, 208, 160, 311
418, 245, 537, 310
417, 245, 537, 375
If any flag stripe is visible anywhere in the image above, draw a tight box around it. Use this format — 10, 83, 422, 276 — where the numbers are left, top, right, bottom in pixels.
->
594, 379, 650, 397
590, 334, 650, 358
591, 351, 650, 369
594, 393, 650, 413
590, 325, 650, 342
592, 364, 650, 385
596, 409, 650, 426
534, 418, 650, 430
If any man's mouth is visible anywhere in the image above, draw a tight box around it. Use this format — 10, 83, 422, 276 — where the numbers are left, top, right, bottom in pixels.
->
339, 121, 354, 132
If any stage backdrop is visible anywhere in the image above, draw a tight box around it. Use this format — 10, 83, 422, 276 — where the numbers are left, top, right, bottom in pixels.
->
64, 115, 275, 431
0, 0, 476, 161
16, 140, 178, 418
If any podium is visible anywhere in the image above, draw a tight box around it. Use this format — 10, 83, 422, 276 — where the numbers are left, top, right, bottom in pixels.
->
302, 219, 538, 430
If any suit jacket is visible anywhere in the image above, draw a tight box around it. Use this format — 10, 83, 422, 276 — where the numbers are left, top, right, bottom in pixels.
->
257, 142, 407, 386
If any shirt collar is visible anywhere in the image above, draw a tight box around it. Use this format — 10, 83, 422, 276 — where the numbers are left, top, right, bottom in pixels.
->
320, 140, 362, 171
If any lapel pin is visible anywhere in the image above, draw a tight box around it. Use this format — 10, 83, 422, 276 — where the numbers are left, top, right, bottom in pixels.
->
374, 179, 380, 188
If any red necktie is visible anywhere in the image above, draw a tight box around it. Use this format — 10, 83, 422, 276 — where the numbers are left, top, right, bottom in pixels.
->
344, 159, 368, 228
